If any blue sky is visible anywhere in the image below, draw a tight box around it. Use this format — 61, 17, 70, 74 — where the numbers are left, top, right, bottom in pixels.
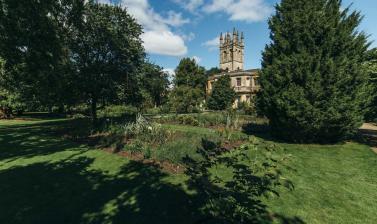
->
102, 0, 377, 73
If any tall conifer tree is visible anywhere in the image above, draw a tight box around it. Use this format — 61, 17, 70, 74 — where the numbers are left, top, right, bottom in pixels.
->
258, 0, 370, 142
364, 48, 377, 121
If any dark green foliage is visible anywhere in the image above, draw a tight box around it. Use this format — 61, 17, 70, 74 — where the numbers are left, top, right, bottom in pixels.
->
0, 58, 26, 118
207, 75, 236, 110
364, 48, 377, 121
175, 58, 207, 90
71, 2, 144, 121
97, 105, 138, 118
139, 62, 170, 108
206, 67, 222, 76
177, 115, 200, 126
0, 0, 84, 110
258, 0, 370, 142
170, 58, 207, 113
238, 101, 256, 116
169, 86, 203, 113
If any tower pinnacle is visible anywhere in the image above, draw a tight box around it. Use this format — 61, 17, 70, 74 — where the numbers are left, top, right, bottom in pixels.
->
219, 28, 244, 72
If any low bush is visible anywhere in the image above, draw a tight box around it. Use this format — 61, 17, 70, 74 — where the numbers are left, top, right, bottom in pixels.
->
143, 107, 160, 115
98, 105, 138, 118
123, 114, 172, 145
177, 115, 200, 126
153, 112, 257, 130
237, 102, 256, 116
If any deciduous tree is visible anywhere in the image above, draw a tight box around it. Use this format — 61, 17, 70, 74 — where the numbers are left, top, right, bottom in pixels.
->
139, 62, 170, 108
207, 75, 236, 110
71, 2, 144, 121
0, 0, 84, 111
170, 58, 206, 113
175, 58, 206, 93
169, 86, 203, 113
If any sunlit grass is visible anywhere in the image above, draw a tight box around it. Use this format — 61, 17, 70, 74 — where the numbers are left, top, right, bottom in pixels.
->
0, 118, 376, 223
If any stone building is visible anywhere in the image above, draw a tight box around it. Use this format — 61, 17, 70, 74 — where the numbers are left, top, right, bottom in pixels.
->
207, 28, 260, 107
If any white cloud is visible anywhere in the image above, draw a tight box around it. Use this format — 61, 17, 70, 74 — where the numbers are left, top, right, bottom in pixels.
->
162, 11, 190, 27
204, 0, 272, 22
100, 0, 189, 56
202, 36, 219, 51
191, 56, 201, 63
142, 31, 187, 56
182, 32, 196, 42
173, 0, 204, 13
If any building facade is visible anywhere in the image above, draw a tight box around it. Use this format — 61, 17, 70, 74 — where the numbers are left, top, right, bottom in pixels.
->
207, 29, 260, 107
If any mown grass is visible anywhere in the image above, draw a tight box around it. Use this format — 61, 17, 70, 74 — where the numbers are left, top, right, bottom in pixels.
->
0, 119, 193, 224
266, 142, 377, 224
0, 118, 376, 223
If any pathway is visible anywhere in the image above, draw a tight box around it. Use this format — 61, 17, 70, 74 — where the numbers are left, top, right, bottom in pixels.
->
359, 123, 377, 154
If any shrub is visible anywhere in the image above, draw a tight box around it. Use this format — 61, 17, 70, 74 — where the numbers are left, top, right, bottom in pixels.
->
70, 113, 87, 119
98, 105, 138, 118
177, 115, 200, 126
158, 104, 171, 114
194, 113, 227, 127
237, 102, 256, 116
144, 107, 160, 115
123, 114, 171, 145
124, 139, 145, 154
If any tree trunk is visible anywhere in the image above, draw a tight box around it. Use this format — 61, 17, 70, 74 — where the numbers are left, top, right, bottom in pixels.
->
0, 107, 13, 119
91, 97, 97, 125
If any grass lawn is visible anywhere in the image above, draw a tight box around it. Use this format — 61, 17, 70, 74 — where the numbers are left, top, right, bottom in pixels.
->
0, 118, 376, 223
267, 142, 377, 224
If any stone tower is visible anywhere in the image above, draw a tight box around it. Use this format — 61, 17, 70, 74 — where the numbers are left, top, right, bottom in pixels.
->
219, 28, 244, 72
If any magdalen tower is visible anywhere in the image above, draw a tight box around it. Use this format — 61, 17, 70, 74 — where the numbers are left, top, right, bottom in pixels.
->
219, 28, 244, 72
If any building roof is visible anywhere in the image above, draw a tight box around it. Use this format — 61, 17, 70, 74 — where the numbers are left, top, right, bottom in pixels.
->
208, 69, 260, 81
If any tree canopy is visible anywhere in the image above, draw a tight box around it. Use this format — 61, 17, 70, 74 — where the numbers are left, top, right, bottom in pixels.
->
258, 0, 370, 142
139, 62, 170, 108
170, 58, 207, 113
70, 2, 144, 121
207, 75, 236, 110
0, 0, 84, 111
175, 58, 206, 91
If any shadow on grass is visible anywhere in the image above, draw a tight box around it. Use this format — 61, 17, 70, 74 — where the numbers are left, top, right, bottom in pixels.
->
357, 128, 377, 148
0, 120, 88, 161
182, 138, 304, 224
0, 118, 304, 224
242, 122, 276, 141
0, 158, 197, 224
